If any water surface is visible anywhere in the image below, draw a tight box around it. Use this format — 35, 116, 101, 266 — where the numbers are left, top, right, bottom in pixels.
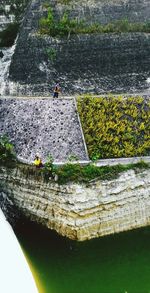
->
14, 218, 150, 293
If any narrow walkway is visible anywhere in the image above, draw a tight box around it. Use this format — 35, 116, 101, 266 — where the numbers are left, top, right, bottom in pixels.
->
54, 156, 150, 166
94, 156, 150, 167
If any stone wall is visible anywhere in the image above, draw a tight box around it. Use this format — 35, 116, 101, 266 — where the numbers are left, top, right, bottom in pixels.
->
0, 0, 30, 28
0, 165, 150, 241
0, 0, 30, 96
9, 33, 150, 95
0, 97, 89, 162
0, 1, 15, 31
8, 0, 150, 95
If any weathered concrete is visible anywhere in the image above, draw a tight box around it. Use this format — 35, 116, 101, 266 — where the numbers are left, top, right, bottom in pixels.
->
0, 2, 15, 31
0, 165, 150, 241
7, 0, 150, 95
0, 0, 29, 27
8, 33, 150, 95
0, 97, 89, 162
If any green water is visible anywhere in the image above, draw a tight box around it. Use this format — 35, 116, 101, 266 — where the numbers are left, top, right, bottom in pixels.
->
14, 219, 150, 293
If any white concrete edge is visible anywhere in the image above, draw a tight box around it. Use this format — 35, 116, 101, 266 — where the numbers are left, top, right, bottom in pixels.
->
1, 95, 150, 99
17, 156, 150, 167
55, 156, 150, 166
94, 156, 150, 167
0, 96, 75, 99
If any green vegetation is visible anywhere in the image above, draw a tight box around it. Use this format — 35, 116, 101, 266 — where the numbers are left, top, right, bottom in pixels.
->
42, 154, 56, 180
80, 19, 150, 34
46, 47, 57, 61
39, 8, 83, 37
39, 8, 150, 37
53, 161, 149, 184
0, 22, 19, 47
0, 132, 149, 184
0, 135, 16, 165
10, 160, 149, 185
77, 95, 150, 160
42, 2, 52, 9
67, 154, 79, 161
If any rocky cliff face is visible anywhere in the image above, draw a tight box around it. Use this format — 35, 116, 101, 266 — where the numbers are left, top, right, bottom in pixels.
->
0, 165, 150, 241
7, 0, 150, 95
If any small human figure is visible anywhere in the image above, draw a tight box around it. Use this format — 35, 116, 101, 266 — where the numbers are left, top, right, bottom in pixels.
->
53, 83, 61, 98
33, 155, 43, 168
0, 51, 4, 58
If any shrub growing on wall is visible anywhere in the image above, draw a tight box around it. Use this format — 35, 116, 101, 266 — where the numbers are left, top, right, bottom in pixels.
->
39, 6, 150, 37
0, 135, 16, 164
77, 95, 150, 159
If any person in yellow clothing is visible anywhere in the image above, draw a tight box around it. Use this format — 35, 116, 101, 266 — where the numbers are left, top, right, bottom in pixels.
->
34, 155, 43, 168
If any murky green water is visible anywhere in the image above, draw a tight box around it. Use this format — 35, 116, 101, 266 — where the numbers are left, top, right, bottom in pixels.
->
14, 219, 150, 293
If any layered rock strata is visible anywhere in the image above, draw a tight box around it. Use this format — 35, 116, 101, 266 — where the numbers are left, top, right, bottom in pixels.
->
0, 165, 150, 241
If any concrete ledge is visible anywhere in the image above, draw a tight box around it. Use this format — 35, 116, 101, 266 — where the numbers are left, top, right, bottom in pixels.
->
17, 156, 150, 167
94, 156, 150, 167
54, 156, 150, 166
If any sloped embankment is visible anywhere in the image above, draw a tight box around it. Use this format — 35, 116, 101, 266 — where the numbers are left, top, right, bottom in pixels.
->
8, 0, 150, 95
0, 97, 88, 162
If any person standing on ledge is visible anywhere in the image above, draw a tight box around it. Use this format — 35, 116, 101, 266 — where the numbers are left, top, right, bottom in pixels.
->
33, 155, 43, 168
53, 83, 61, 98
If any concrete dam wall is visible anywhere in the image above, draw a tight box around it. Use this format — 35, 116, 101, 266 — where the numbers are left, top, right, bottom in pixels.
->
7, 0, 150, 95
0, 165, 150, 241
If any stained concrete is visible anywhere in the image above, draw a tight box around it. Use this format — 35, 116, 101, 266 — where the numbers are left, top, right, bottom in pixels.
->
0, 97, 89, 162
7, 0, 150, 95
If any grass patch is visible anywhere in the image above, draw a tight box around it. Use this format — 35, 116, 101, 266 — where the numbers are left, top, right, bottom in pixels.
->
0, 134, 149, 184
39, 8, 83, 37
55, 161, 149, 184
46, 47, 57, 61
77, 95, 150, 160
1, 159, 149, 184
